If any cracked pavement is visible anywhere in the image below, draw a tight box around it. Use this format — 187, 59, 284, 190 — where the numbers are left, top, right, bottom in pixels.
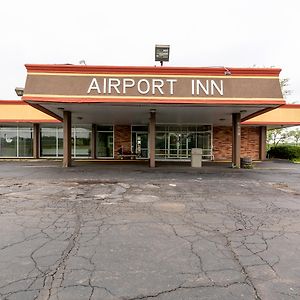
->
0, 160, 300, 299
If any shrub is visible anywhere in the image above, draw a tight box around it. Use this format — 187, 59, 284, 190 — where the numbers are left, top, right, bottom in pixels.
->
267, 145, 300, 160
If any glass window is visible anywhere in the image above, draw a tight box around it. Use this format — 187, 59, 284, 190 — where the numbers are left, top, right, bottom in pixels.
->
97, 125, 113, 131
0, 126, 33, 158
187, 133, 197, 156
132, 125, 148, 132
197, 132, 212, 158
188, 126, 197, 132
156, 126, 167, 132
168, 126, 181, 132
197, 132, 211, 149
154, 125, 212, 160
97, 126, 114, 158
57, 128, 64, 157
73, 127, 91, 157
18, 127, 33, 157
0, 127, 18, 157
41, 125, 91, 158
197, 125, 211, 132
41, 127, 59, 157
132, 132, 148, 158
97, 131, 113, 158
155, 132, 167, 158
131, 126, 149, 159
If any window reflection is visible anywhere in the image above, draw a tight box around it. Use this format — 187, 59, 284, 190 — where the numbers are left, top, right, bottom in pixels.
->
155, 125, 212, 160
97, 126, 113, 158
0, 126, 33, 157
40, 125, 92, 158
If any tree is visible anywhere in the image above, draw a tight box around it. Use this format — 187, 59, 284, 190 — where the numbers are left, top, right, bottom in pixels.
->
288, 129, 300, 145
267, 128, 288, 147
267, 77, 294, 147
280, 78, 292, 99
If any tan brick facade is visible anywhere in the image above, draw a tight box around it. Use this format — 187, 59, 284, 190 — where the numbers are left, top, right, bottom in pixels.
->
241, 127, 260, 160
213, 126, 232, 160
213, 126, 261, 160
114, 125, 131, 158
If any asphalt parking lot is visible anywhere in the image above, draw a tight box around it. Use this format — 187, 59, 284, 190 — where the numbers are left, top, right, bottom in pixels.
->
0, 160, 300, 300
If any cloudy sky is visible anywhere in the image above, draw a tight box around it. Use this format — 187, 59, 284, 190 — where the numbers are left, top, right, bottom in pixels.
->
1, 0, 299, 102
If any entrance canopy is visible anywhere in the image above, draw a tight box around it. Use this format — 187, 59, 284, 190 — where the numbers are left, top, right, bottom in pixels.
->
22, 64, 285, 124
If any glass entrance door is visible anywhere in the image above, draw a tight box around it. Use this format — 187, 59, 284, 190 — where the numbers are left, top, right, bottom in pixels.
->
168, 133, 188, 159
155, 125, 213, 161
132, 133, 148, 158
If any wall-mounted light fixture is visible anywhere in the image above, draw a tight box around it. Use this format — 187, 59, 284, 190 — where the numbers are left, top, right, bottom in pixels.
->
15, 87, 24, 97
155, 45, 170, 66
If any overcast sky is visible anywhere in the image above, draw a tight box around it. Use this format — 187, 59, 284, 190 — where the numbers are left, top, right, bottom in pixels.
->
1, 0, 299, 102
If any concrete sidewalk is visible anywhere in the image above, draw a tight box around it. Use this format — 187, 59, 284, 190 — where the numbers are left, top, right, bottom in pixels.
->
0, 160, 300, 299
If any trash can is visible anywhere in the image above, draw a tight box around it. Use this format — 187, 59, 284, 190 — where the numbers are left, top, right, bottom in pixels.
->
240, 157, 252, 168
191, 148, 203, 168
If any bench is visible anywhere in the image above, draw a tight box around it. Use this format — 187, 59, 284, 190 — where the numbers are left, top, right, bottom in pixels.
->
118, 152, 137, 160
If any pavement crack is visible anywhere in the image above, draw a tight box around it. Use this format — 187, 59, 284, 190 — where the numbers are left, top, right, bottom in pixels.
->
37, 206, 82, 300
223, 235, 262, 300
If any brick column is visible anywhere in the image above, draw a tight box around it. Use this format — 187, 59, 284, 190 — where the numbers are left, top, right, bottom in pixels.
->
259, 126, 267, 160
33, 123, 40, 159
91, 124, 97, 159
63, 111, 72, 167
149, 110, 156, 168
232, 113, 241, 168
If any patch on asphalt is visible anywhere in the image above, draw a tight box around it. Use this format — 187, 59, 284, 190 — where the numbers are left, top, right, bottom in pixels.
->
272, 182, 288, 189
127, 194, 159, 203
74, 180, 119, 185
270, 182, 300, 195
153, 202, 185, 212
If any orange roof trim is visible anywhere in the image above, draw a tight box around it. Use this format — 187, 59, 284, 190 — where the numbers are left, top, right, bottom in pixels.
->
279, 104, 300, 108
22, 96, 285, 106
0, 100, 29, 105
25, 64, 282, 77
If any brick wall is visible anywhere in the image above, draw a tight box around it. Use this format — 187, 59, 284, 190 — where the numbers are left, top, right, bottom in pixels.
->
213, 126, 260, 160
213, 126, 232, 160
241, 127, 260, 159
114, 125, 131, 158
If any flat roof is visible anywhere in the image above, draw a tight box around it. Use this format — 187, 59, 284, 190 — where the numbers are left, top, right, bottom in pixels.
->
242, 104, 300, 126
0, 100, 59, 123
